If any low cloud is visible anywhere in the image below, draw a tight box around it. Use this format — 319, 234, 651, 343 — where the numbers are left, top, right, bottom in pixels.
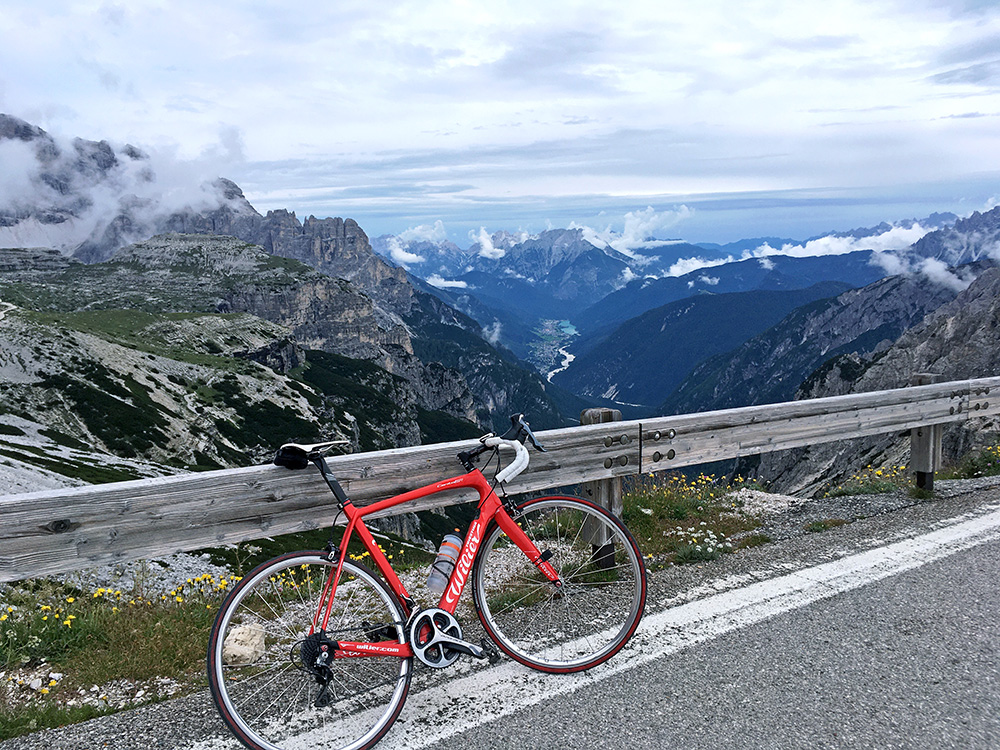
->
752, 223, 931, 259
0, 118, 244, 254
399, 220, 447, 243
573, 205, 692, 260
426, 274, 468, 289
917, 257, 975, 292
481, 320, 502, 345
385, 236, 426, 268
658, 220, 943, 280
871, 249, 978, 291
667, 255, 731, 277
471, 226, 505, 259
619, 267, 638, 286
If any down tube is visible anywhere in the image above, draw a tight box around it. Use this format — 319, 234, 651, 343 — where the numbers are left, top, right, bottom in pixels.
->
438, 508, 491, 614
492, 506, 562, 584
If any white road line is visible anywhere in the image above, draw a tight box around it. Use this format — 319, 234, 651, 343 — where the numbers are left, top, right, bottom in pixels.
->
192, 503, 1000, 750
0, 300, 14, 322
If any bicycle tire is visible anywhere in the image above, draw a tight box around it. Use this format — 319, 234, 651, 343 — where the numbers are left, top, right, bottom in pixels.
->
472, 495, 646, 673
207, 551, 412, 750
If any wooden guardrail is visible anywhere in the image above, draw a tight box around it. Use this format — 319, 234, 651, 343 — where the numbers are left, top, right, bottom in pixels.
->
1, 375, 998, 583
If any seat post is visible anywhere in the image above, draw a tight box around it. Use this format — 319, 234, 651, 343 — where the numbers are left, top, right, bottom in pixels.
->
311, 455, 350, 505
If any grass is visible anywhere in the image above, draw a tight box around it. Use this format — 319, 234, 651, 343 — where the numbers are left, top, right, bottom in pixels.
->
22, 309, 271, 374
823, 464, 910, 497
0, 575, 224, 739
942, 444, 1000, 480
0, 521, 440, 741
622, 472, 769, 568
820, 443, 1000, 499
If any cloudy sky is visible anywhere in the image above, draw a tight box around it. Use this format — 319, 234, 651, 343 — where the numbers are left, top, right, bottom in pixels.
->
2, 0, 999, 245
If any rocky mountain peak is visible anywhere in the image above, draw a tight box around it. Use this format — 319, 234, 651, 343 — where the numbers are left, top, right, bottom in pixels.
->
908, 205, 1000, 266
0, 113, 48, 142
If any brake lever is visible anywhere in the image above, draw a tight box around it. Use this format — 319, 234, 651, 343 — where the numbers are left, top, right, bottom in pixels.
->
525, 427, 547, 452
504, 413, 546, 452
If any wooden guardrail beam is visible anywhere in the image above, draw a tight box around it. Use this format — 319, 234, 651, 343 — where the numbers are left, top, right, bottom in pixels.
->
1, 375, 998, 583
0, 418, 640, 582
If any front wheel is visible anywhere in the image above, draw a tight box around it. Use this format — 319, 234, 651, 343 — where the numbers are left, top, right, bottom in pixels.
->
472, 495, 646, 673
207, 551, 412, 750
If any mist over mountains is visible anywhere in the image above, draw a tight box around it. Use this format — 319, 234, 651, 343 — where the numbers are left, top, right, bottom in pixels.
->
0, 114, 238, 260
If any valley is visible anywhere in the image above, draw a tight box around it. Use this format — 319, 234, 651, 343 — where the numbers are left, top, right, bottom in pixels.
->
1, 112, 999, 501
528, 319, 578, 380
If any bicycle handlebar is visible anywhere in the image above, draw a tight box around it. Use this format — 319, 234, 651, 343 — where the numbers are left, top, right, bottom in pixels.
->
274, 414, 541, 487
455, 413, 544, 481
482, 436, 530, 483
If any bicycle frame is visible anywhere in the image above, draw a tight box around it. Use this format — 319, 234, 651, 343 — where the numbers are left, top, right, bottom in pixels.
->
315, 465, 562, 660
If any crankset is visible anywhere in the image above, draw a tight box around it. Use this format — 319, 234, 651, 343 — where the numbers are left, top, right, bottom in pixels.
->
408, 608, 486, 668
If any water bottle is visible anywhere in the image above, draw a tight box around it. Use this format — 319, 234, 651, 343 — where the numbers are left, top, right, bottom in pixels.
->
426, 533, 463, 595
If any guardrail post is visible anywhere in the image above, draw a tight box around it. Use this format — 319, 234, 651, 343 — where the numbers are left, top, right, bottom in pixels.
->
581, 408, 623, 516
910, 373, 944, 492
581, 408, 623, 568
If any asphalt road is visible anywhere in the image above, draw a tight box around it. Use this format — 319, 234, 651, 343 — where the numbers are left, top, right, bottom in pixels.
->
5, 479, 1000, 750
414, 529, 1000, 750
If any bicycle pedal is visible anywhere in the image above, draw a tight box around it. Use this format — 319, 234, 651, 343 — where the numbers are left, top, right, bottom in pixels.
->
481, 639, 501, 665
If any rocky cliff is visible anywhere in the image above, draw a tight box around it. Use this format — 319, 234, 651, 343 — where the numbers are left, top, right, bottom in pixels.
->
661, 270, 964, 415
757, 264, 1000, 496
0, 236, 483, 438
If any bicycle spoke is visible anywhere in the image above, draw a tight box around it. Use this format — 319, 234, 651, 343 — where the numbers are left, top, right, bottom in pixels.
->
474, 497, 646, 672
209, 553, 411, 750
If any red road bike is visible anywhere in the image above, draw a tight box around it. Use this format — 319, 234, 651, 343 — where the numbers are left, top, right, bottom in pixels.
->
207, 415, 647, 750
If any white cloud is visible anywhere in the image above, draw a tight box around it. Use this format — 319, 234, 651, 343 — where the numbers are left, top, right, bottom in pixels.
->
482, 320, 502, 345
870, 250, 911, 276
654, 219, 946, 280
871, 248, 978, 292
917, 257, 974, 292
666, 255, 733, 277
698, 274, 720, 285
385, 236, 426, 268
398, 220, 447, 244
471, 227, 505, 259
0, 124, 236, 252
751, 223, 933, 259
573, 206, 693, 260
426, 274, 468, 289
0, 141, 42, 211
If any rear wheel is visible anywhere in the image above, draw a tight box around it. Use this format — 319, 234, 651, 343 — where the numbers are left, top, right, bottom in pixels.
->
472, 495, 646, 673
207, 551, 411, 750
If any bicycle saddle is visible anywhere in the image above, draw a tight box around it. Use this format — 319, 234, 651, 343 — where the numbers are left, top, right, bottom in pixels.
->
274, 440, 350, 469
